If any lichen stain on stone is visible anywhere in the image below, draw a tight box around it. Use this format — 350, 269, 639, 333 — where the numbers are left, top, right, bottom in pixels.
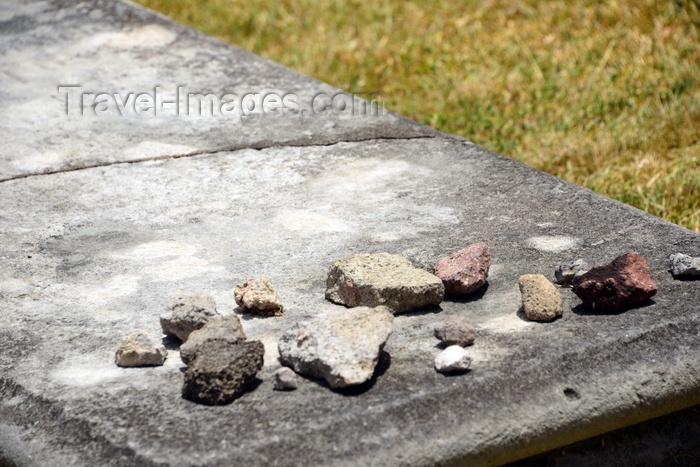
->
526, 235, 582, 253
80, 25, 177, 50
52, 355, 126, 388
273, 210, 351, 234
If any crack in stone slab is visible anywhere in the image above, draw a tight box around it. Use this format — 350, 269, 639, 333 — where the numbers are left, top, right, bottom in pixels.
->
0, 134, 439, 184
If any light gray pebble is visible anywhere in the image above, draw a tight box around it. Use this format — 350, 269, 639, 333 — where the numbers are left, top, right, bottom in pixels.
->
669, 253, 700, 277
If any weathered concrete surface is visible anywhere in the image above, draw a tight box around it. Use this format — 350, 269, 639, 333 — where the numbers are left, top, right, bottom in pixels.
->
0, 0, 434, 182
1, 1, 699, 466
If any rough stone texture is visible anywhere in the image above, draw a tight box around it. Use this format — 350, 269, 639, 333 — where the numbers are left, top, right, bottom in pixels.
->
435, 345, 472, 373
234, 278, 284, 316
554, 258, 592, 285
179, 315, 247, 365
434, 315, 476, 347
325, 253, 444, 313
182, 340, 264, 405
1, 0, 700, 465
519, 274, 564, 322
278, 306, 394, 388
433, 243, 491, 295
573, 253, 658, 312
669, 253, 700, 277
160, 293, 219, 342
114, 333, 167, 367
273, 367, 299, 391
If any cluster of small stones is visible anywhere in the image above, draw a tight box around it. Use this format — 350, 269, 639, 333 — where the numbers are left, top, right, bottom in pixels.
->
115, 279, 282, 405
323, 246, 491, 375
114, 244, 696, 403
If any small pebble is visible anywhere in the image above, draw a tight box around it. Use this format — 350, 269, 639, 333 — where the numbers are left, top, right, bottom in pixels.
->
554, 258, 591, 285
160, 293, 219, 342
273, 367, 299, 391
433, 316, 476, 347
669, 253, 700, 277
234, 278, 284, 316
435, 345, 472, 373
115, 332, 167, 367
518, 274, 563, 322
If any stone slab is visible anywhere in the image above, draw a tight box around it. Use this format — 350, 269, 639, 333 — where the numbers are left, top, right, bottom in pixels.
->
1, 137, 699, 465
2, 0, 700, 465
0, 0, 434, 181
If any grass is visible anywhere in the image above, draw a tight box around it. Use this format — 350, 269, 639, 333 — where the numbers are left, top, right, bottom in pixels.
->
137, 0, 700, 232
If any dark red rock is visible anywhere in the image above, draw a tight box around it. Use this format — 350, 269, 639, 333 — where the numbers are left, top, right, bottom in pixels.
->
433, 243, 491, 295
572, 252, 657, 312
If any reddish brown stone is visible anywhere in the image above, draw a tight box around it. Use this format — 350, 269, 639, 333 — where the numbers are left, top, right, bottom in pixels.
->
433, 243, 491, 295
572, 252, 658, 312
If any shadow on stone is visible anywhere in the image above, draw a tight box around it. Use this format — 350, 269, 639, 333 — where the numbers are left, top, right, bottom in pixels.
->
444, 282, 489, 304
440, 368, 472, 378
330, 350, 392, 397
401, 305, 444, 318
515, 306, 529, 322
161, 335, 182, 351
235, 308, 281, 321
571, 299, 657, 316
671, 275, 700, 282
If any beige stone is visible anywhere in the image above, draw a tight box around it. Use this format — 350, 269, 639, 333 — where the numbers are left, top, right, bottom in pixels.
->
234, 278, 284, 316
325, 253, 444, 313
115, 332, 167, 367
518, 274, 563, 322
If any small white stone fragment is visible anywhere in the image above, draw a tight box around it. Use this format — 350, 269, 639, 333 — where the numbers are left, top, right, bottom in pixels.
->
115, 332, 167, 367
434, 345, 472, 373
273, 367, 299, 391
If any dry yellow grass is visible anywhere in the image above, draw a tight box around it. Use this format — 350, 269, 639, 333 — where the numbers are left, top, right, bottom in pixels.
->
137, 0, 700, 232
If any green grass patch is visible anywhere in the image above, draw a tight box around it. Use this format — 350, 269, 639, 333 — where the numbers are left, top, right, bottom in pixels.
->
137, 0, 700, 232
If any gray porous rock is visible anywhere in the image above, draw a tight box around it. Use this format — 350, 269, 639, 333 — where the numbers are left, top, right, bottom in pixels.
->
433, 243, 491, 295
160, 293, 219, 342
669, 253, 700, 277
325, 253, 444, 313
433, 315, 476, 347
273, 367, 299, 391
573, 252, 658, 312
434, 345, 472, 373
114, 332, 167, 367
518, 274, 563, 322
554, 258, 591, 285
182, 340, 265, 405
234, 278, 284, 316
179, 315, 247, 365
278, 306, 394, 388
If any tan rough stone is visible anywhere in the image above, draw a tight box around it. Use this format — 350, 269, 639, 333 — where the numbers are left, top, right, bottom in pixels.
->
234, 278, 284, 316
518, 274, 563, 322
325, 253, 444, 313
115, 332, 167, 367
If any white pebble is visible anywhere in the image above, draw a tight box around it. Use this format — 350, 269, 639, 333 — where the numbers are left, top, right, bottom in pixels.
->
434, 345, 472, 373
